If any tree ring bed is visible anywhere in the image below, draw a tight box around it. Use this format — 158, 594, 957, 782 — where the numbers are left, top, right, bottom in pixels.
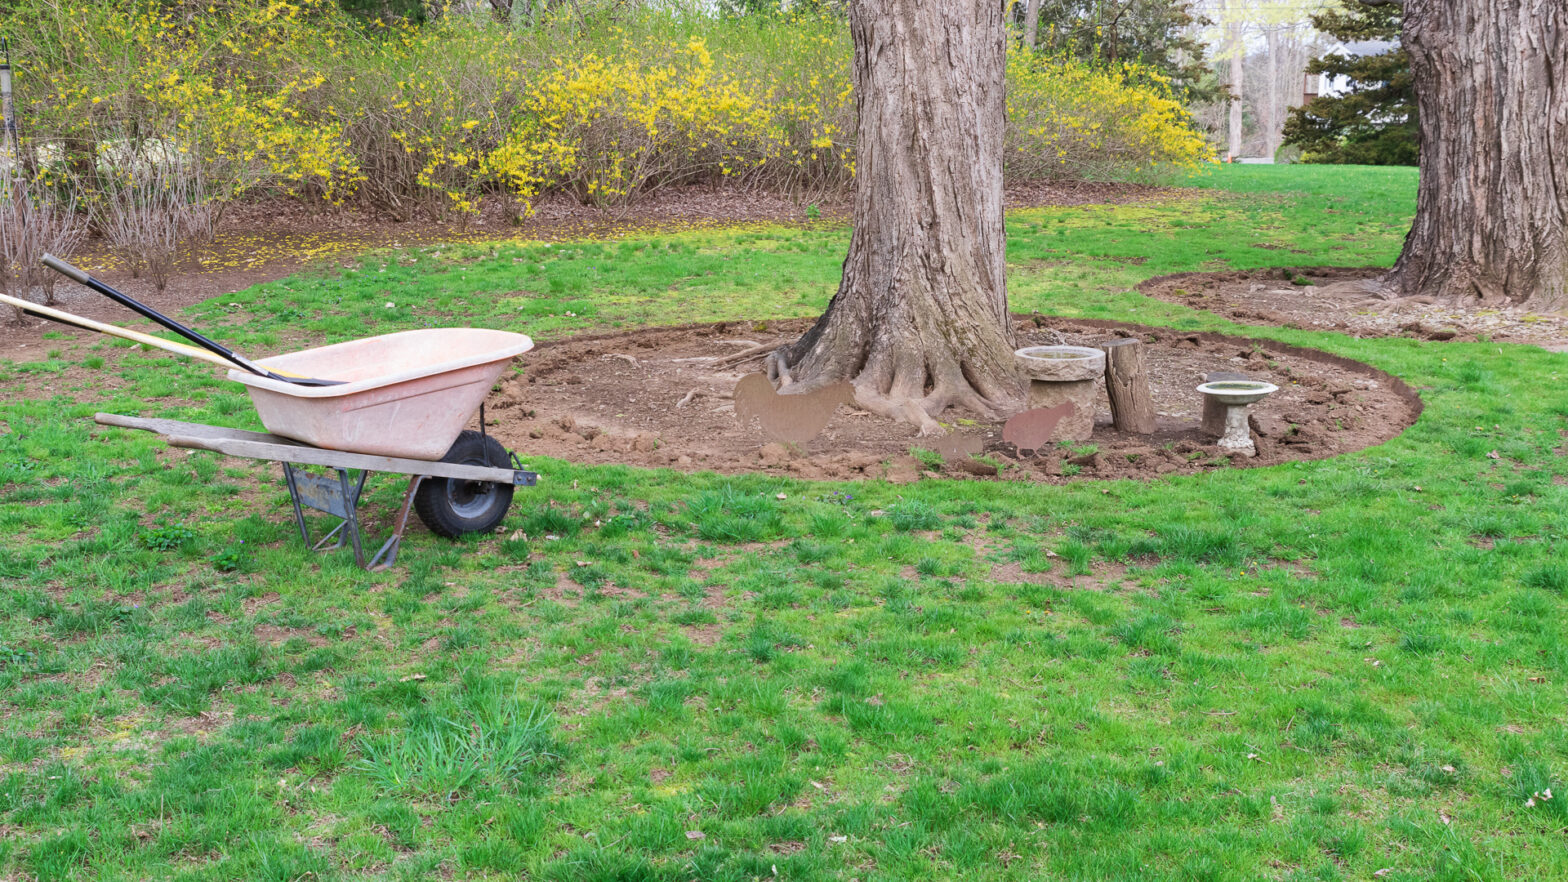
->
490, 317, 1422, 483
1139, 268, 1568, 350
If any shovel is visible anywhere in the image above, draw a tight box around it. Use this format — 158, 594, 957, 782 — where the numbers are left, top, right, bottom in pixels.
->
39, 254, 342, 387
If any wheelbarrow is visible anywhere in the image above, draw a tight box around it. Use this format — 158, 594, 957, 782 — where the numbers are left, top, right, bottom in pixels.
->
99, 328, 539, 570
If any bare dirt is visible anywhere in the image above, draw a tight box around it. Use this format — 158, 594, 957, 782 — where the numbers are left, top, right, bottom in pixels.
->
491, 316, 1423, 484
1139, 267, 1568, 351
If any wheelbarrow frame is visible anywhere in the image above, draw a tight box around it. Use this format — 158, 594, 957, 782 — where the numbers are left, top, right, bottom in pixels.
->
95, 412, 538, 570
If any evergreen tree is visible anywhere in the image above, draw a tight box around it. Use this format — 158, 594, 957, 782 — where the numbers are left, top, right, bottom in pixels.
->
1282, 0, 1415, 166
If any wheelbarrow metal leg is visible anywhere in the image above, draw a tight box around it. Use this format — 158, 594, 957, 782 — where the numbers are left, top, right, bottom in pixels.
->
282, 463, 311, 548
282, 464, 370, 565
338, 468, 366, 568
369, 475, 424, 572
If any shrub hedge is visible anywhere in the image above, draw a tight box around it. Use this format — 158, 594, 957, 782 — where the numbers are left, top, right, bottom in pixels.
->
0, 0, 1211, 218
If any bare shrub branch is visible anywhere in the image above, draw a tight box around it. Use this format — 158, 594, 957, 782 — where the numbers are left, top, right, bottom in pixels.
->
0, 171, 85, 321
94, 140, 214, 293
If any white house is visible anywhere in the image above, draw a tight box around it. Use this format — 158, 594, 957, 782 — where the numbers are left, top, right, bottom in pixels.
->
1302, 39, 1398, 104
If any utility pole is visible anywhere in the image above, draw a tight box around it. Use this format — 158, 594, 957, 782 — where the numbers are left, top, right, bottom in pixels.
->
1, 38, 18, 158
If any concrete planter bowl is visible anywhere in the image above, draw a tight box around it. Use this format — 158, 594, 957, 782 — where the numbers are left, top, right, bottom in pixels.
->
1014, 345, 1106, 442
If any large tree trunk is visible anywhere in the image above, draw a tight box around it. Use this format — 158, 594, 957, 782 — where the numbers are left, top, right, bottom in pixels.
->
766, 0, 1023, 435
1386, 0, 1568, 307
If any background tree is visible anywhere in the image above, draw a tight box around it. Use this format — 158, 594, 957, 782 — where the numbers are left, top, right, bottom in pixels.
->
1250, 15, 1320, 159
1022, 0, 1043, 50
1193, 0, 1335, 159
718, 0, 847, 15
766, 0, 1023, 434
1376, 0, 1566, 307
1221, 0, 1243, 159
337, 0, 429, 23
1282, 0, 1415, 165
1016, 0, 1214, 100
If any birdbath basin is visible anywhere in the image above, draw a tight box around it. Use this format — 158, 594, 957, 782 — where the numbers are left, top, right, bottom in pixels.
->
1195, 380, 1278, 457
1015, 346, 1106, 442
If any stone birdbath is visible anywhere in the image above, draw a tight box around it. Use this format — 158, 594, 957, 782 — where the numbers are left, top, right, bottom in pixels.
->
1015, 345, 1106, 442
1195, 379, 1278, 457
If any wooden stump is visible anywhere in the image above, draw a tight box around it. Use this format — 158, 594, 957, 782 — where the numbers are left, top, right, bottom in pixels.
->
1201, 371, 1249, 438
1098, 338, 1156, 434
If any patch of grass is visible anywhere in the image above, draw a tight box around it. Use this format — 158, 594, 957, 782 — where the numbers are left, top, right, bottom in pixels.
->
356, 674, 558, 799
1523, 563, 1568, 593
910, 446, 946, 471
887, 500, 942, 532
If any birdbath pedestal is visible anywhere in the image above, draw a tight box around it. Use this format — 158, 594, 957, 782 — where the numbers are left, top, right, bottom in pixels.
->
1195, 380, 1278, 457
1015, 346, 1106, 442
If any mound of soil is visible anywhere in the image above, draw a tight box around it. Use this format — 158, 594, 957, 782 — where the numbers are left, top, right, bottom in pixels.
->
490, 317, 1422, 483
1140, 267, 1568, 350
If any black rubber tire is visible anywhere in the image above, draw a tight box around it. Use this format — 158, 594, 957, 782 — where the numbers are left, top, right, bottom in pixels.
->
413, 430, 515, 539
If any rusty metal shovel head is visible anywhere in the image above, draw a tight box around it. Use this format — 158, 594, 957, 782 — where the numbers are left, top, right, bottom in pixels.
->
733, 373, 855, 444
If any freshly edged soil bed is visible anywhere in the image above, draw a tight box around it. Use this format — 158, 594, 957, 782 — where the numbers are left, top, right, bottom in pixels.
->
491, 317, 1422, 483
1140, 267, 1568, 350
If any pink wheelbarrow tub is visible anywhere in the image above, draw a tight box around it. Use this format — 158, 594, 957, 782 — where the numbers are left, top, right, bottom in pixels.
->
229, 328, 534, 459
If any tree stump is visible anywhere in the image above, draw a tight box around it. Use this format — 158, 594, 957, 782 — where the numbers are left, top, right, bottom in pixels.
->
1099, 338, 1156, 434
1201, 371, 1249, 438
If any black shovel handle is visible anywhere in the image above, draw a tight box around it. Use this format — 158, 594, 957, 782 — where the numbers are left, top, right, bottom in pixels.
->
40, 255, 342, 387
40, 253, 265, 376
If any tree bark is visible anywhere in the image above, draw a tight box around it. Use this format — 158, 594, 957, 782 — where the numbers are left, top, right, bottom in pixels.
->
766, 0, 1024, 435
1024, 0, 1043, 49
1386, 0, 1568, 308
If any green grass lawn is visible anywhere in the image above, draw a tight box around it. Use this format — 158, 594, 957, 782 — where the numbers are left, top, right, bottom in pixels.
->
3, 164, 1567, 881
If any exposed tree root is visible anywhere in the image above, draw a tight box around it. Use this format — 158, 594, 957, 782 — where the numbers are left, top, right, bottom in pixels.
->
765, 342, 1019, 437
1324, 273, 1558, 312
711, 342, 775, 370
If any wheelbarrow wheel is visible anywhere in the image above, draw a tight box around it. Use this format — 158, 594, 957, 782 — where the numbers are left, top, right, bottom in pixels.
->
414, 431, 514, 539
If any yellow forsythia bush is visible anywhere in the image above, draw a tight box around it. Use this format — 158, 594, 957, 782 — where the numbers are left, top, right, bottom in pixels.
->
0, 2, 1209, 219
1005, 50, 1212, 182
4, 0, 361, 205
485, 37, 777, 212
321, 13, 535, 219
